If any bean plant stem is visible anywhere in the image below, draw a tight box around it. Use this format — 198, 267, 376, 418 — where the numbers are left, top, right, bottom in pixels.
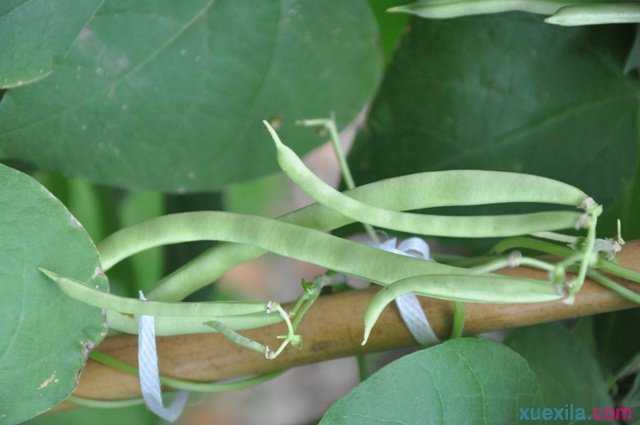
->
299, 116, 379, 243
356, 354, 370, 381
68, 394, 146, 409
90, 351, 284, 392
587, 270, 640, 304
493, 236, 640, 286
450, 302, 465, 338
532, 231, 577, 244
598, 259, 640, 284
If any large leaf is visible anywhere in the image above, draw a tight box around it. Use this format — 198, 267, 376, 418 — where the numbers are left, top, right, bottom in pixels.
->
368, 0, 410, 64
0, 0, 383, 192
506, 323, 614, 423
25, 405, 156, 425
349, 13, 639, 209
594, 309, 640, 378
0, 164, 108, 424
0, 0, 104, 88
320, 338, 542, 425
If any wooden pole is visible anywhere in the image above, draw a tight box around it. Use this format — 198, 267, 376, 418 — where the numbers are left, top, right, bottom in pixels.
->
72, 242, 640, 401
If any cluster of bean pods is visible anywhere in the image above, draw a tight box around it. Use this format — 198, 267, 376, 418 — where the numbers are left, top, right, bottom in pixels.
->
41, 119, 640, 403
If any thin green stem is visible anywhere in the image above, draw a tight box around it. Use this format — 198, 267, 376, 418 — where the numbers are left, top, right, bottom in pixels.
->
469, 254, 555, 274
356, 354, 370, 381
491, 235, 640, 286
90, 351, 283, 392
205, 321, 267, 355
299, 116, 379, 243
532, 231, 577, 244
266, 303, 299, 359
598, 259, 640, 285
450, 302, 465, 339
290, 283, 322, 331
568, 207, 601, 299
67, 395, 146, 409
587, 270, 640, 304
491, 236, 574, 258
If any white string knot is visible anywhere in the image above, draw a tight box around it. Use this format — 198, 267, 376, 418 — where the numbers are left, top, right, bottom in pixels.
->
137, 291, 189, 422
373, 237, 440, 346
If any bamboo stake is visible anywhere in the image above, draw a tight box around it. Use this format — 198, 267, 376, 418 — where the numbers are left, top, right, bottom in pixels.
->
71, 241, 640, 401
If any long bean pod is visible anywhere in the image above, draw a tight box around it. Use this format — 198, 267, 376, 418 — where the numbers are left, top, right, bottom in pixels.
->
387, 0, 568, 19
142, 167, 588, 301
265, 122, 587, 238
546, 3, 640, 26
98, 211, 468, 284
106, 310, 281, 336
40, 268, 270, 317
362, 274, 563, 344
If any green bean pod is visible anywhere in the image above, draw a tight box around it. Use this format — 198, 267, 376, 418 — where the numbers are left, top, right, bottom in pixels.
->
98, 211, 467, 284
265, 122, 586, 238
40, 268, 270, 317
362, 274, 563, 344
546, 3, 640, 26
106, 310, 281, 336
388, 0, 567, 19
144, 167, 589, 302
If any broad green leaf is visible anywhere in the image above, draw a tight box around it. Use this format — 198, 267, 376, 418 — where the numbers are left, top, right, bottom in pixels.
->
349, 13, 639, 210
0, 0, 104, 88
594, 309, 640, 378
0, 0, 383, 192
506, 323, 613, 421
368, 0, 410, 64
0, 164, 108, 424
25, 405, 156, 425
622, 373, 640, 413
320, 338, 542, 425
224, 173, 289, 216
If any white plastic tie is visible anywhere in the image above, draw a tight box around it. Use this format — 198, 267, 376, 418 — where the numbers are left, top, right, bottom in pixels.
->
373, 238, 440, 346
138, 291, 189, 422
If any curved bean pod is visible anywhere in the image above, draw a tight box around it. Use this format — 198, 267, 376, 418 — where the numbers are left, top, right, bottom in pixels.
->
265, 122, 586, 238
40, 268, 270, 317
264, 122, 587, 209
362, 274, 564, 344
388, 0, 567, 19
98, 211, 466, 284
546, 3, 640, 26
106, 310, 281, 336
145, 171, 588, 301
